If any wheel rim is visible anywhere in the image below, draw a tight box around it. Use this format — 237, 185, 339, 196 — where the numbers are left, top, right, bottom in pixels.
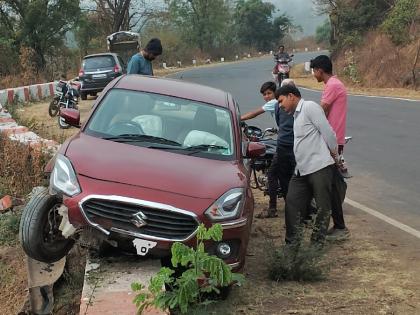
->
43, 204, 66, 245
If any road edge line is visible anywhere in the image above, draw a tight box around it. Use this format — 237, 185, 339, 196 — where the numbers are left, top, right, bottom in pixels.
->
345, 198, 420, 239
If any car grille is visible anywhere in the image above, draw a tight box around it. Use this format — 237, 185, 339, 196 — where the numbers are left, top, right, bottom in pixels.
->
81, 198, 198, 241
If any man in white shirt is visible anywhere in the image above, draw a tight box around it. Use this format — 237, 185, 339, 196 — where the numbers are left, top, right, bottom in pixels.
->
276, 85, 338, 245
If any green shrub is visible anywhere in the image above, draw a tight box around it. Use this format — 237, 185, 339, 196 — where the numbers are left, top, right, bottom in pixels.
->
268, 240, 328, 282
382, 0, 419, 45
343, 50, 361, 84
132, 224, 244, 314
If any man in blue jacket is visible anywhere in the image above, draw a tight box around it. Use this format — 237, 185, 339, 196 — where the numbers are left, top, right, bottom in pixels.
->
127, 38, 163, 76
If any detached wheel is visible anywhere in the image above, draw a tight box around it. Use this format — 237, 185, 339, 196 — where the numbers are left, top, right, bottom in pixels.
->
19, 187, 74, 263
48, 99, 59, 117
81, 92, 87, 100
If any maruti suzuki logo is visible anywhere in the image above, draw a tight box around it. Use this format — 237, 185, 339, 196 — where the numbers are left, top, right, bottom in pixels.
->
131, 211, 147, 228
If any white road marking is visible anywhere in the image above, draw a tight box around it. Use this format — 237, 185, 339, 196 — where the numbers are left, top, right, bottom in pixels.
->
299, 86, 419, 102
345, 198, 420, 239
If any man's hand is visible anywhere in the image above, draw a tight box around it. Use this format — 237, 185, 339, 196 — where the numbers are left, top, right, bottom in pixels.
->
330, 149, 340, 165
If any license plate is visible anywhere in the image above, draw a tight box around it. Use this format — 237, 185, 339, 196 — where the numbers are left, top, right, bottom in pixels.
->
132, 238, 157, 256
92, 74, 107, 79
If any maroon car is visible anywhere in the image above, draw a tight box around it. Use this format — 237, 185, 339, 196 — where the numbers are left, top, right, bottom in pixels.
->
19, 75, 264, 272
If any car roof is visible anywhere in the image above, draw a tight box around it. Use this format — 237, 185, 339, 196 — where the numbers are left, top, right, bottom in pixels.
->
114, 75, 230, 108
83, 53, 119, 59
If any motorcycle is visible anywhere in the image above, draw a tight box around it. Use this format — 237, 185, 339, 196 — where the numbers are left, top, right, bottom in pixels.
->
242, 122, 283, 197
48, 79, 81, 129
273, 54, 294, 85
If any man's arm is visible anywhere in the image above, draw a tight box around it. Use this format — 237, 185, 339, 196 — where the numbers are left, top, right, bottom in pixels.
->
240, 107, 265, 121
320, 100, 331, 116
307, 102, 337, 153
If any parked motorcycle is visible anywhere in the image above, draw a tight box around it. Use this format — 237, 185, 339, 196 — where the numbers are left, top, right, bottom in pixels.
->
48, 79, 81, 129
273, 54, 294, 85
242, 122, 282, 197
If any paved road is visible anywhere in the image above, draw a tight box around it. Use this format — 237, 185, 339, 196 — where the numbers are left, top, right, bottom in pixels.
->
170, 52, 420, 231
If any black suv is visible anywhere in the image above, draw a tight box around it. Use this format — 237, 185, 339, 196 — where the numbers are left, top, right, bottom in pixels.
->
78, 53, 126, 100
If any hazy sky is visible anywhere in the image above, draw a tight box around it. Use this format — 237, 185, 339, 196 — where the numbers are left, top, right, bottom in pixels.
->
268, 0, 327, 37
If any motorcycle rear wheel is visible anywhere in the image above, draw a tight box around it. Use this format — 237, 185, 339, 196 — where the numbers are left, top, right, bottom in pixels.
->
48, 99, 59, 117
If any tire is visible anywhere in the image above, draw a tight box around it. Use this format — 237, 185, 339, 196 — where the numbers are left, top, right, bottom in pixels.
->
19, 187, 74, 263
48, 99, 59, 117
58, 116, 70, 129
278, 73, 284, 85
81, 92, 87, 100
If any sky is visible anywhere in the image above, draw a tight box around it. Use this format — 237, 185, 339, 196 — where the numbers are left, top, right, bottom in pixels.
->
268, 0, 327, 37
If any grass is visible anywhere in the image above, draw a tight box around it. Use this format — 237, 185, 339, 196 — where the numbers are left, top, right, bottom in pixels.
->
0, 131, 51, 197
0, 211, 21, 246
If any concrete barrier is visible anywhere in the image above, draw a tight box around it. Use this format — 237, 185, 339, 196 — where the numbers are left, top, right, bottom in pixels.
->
0, 81, 57, 106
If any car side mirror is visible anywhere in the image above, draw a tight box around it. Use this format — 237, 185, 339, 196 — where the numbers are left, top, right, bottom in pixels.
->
245, 142, 265, 158
60, 108, 81, 128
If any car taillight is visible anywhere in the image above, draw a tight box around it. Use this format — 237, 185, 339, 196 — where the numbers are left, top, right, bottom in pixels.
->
113, 65, 121, 73
78, 69, 84, 77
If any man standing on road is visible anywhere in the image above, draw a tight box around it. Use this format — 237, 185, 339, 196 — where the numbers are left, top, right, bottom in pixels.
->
127, 38, 163, 76
311, 55, 350, 241
276, 85, 338, 246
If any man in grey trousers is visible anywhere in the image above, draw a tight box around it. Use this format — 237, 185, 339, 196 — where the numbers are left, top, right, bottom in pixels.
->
275, 85, 338, 246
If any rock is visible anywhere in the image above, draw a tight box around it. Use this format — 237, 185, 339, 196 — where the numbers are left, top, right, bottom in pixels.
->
0, 195, 13, 212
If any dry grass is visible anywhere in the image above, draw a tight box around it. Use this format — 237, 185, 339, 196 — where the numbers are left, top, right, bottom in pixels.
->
0, 133, 50, 197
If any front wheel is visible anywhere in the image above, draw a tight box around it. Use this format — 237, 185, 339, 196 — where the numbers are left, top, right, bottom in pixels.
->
80, 92, 87, 101
19, 187, 74, 263
48, 99, 59, 117
58, 116, 70, 129
278, 73, 286, 85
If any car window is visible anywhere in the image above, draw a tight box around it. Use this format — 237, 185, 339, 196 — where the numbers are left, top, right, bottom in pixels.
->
85, 89, 235, 160
83, 56, 116, 69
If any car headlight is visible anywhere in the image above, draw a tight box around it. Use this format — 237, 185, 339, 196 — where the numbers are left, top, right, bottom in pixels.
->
49, 154, 81, 197
205, 188, 245, 221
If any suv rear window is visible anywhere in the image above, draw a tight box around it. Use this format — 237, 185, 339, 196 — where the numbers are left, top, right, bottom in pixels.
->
83, 56, 116, 70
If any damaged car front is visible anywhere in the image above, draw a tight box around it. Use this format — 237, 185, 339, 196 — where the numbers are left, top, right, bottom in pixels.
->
19, 76, 264, 272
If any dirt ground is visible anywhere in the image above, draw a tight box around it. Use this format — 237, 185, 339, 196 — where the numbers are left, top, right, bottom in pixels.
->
206, 193, 420, 314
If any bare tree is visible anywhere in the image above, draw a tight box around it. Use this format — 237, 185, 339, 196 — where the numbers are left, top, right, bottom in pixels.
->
83, 0, 163, 34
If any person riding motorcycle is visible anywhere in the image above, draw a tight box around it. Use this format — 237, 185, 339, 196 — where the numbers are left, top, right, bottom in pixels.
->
273, 45, 293, 84
274, 45, 291, 63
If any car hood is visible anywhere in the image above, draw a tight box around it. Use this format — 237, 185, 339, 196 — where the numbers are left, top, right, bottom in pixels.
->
65, 134, 245, 199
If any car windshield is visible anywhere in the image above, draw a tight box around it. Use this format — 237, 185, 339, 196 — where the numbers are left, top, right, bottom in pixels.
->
85, 89, 235, 160
83, 56, 115, 69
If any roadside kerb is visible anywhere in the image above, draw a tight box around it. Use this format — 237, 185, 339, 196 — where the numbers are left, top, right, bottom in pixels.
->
80, 255, 166, 315
0, 102, 59, 151
0, 81, 57, 105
